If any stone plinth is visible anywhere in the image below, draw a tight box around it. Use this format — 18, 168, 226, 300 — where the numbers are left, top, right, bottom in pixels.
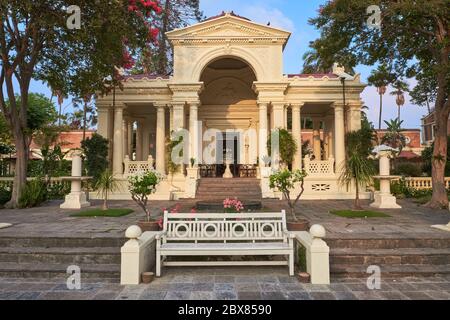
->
370, 150, 401, 209
60, 153, 91, 210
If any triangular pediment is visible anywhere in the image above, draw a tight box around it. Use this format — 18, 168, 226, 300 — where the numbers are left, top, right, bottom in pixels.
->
167, 12, 291, 42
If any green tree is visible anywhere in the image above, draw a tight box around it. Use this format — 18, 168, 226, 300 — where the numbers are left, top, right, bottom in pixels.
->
81, 134, 109, 184
308, 0, 449, 208
339, 128, 376, 210
381, 119, 407, 156
422, 136, 450, 177
0, 1, 161, 208
95, 169, 119, 211
390, 80, 409, 122
267, 128, 298, 168
367, 65, 395, 129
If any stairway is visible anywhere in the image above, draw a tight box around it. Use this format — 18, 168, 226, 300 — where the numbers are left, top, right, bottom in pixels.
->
0, 236, 123, 280
328, 237, 450, 278
196, 178, 262, 201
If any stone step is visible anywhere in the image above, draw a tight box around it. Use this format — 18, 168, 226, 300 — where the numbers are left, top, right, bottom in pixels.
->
0, 262, 120, 280
330, 248, 450, 265
0, 237, 125, 248
326, 238, 450, 250
0, 247, 121, 265
331, 264, 450, 278
196, 178, 262, 201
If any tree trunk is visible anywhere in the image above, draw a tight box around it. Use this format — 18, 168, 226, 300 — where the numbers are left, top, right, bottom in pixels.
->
427, 108, 450, 208
397, 105, 401, 122
6, 130, 28, 208
82, 101, 87, 141
378, 93, 383, 130
102, 191, 108, 210
354, 181, 362, 210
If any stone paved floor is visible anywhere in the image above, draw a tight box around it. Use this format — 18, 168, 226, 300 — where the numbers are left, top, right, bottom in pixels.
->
0, 267, 449, 300
0, 198, 449, 239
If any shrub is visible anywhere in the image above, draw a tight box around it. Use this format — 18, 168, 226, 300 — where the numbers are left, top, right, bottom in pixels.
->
81, 134, 109, 184
267, 128, 298, 167
393, 162, 423, 177
128, 170, 163, 221
18, 178, 47, 208
0, 184, 12, 206
47, 182, 70, 200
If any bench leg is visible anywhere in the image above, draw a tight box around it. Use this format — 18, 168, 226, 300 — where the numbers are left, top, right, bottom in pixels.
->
288, 252, 294, 276
156, 253, 161, 277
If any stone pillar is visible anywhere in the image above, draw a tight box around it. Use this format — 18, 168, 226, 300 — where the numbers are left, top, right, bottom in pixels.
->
123, 119, 129, 158
334, 103, 346, 173
347, 103, 362, 132
136, 121, 143, 161
291, 104, 303, 170
142, 117, 151, 160
172, 104, 185, 130
284, 105, 288, 128
258, 103, 268, 168
324, 115, 334, 160
127, 121, 133, 159
60, 152, 90, 209
189, 103, 199, 165
272, 104, 285, 128
371, 151, 401, 209
169, 105, 174, 133
156, 105, 166, 174
113, 104, 124, 176
312, 119, 321, 160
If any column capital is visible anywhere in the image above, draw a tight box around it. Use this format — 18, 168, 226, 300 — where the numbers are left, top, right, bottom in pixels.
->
271, 103, 285, 111
332, 102, 345, 110
290, 102, 305, 111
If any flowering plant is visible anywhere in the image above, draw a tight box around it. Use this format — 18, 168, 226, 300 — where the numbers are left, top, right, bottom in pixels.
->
128, 169, 164, 222
223, 198, 244, 213
157, 205, 197, 229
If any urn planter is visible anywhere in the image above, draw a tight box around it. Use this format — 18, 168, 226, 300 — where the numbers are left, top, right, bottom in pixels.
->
137, 220, 160, 232
287, 219, 310, 231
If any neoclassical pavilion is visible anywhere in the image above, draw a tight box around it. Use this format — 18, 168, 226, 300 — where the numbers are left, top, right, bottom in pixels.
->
95, 12, 367, 200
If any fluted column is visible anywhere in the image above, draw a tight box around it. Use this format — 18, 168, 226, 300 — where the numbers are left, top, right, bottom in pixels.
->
291, 103, 303, 170
189, 103, 199, 165
334, 103, 346, 173
113, 104, 124, 176
312, 119, 321, 160
258, 103, 268, 169
136, 121, 143, 161
156, 105, 166, 174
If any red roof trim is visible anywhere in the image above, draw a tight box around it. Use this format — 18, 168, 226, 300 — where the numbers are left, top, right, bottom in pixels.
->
287, 73, 339, 79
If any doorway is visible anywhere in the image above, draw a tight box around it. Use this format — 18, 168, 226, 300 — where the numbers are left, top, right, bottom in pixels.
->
216, 132, 240, 177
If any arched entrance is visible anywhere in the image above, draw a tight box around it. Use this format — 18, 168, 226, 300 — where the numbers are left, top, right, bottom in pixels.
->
198, 57, 258, 178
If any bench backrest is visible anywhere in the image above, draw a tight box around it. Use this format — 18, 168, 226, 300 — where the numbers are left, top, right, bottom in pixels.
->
162, 211, 287, 243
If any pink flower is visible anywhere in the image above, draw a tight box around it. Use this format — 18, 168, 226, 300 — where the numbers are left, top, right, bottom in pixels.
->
157, 216, 163, 229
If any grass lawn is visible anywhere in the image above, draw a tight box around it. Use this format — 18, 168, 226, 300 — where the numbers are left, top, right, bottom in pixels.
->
330, 210, 391, 218
71, 208, 134, 217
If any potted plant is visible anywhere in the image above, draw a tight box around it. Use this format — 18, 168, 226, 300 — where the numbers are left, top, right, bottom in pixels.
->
128, 169, 163, 231
269, 169, 309, 231
223, 198, 244, 213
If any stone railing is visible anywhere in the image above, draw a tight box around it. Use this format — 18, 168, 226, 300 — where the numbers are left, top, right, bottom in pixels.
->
304, 156, 335, 176
403, 177, 450, 190
123, 155, 154, 177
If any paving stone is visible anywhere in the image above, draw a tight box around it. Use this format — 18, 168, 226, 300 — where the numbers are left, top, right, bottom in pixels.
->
234, 276, 257, 283
261, 291, 288, 300
214, 283, 235, 291
215, 290, 238, 300
302, 284, 331, 292
169, 283, 194, 291
165, 291, 190, 300
193, 283, 214, 291
139, 290, 167, 300
334, 291, 358, 300
424, 290, 450, 300
260, 283, 283, 292
402, 291, 433, 300
238, 291, 262, 300
277, 276, 297, 283
171, 275, 194, 283
92, 291, 120, 300
215, 276, 235, 283
377, 291, 409, 300
235, 283, 260, 291
258, 276, 279, 283
189, 291, 216, 300
310, 292, 337, 300
352, 291, 385, 300
193, 276, 215, 283
287, 291, 311, 300
15, 291, 41, 300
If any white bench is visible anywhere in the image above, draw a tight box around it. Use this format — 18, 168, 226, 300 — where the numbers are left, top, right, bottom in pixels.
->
155, 210, 295, 277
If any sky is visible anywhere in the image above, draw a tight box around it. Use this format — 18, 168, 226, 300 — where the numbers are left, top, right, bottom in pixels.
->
24, 0, 427, 130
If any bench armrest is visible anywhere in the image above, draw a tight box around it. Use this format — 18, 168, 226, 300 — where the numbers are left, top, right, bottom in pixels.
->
155, 231, 167, 240
283, 230, 296, 239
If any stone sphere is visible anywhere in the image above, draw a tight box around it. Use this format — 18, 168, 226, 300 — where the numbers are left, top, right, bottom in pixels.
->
309, 224, 326, 238
125, 225, 142, 239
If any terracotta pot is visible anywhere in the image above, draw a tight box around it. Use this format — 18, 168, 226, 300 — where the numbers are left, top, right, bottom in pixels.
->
142, 272, 155, 284
137, 220, 160, 232
297, 272, 310, 283
287, 219, 310, 231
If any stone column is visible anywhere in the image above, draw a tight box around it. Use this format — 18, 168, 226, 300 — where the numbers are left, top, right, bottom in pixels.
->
284, 105, 288, 129
60, 152, 90, 209
347, 103, 362, 132
156, 105, 166, 174
312, 119, 321, 160
258, 103, 269, 168
136, 121, 143, 161
169, 105, 174, 133
326, 115, 335, 160
127, 121, 133, 159
142, 118, 150, 160
189, 103, 199, 165
291, 103, 303, 170
123, 119, 129, 158
334, 103, 346, 173
272, 104, 285, 128
172, 104, 185, 130
113, 104, 124, 176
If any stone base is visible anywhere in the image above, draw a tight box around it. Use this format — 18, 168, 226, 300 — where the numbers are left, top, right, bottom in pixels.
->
370, 192, 401, 209
60, 192, 90, 210
0, 223, 12, 229
223, 165, 233, 179
431, 223, 450, 232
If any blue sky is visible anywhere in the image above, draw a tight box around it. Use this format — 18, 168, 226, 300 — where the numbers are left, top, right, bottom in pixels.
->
24, 0, 426, 129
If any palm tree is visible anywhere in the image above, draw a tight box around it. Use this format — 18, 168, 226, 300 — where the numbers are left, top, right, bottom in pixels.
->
339, 128, 376, 210
368, 65, 394, 130
390, 80, 409, 122
94, 169, 119, 210
381, 119, 407, 155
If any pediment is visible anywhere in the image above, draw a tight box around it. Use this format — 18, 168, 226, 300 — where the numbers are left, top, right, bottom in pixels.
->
167, 13, 290, 41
